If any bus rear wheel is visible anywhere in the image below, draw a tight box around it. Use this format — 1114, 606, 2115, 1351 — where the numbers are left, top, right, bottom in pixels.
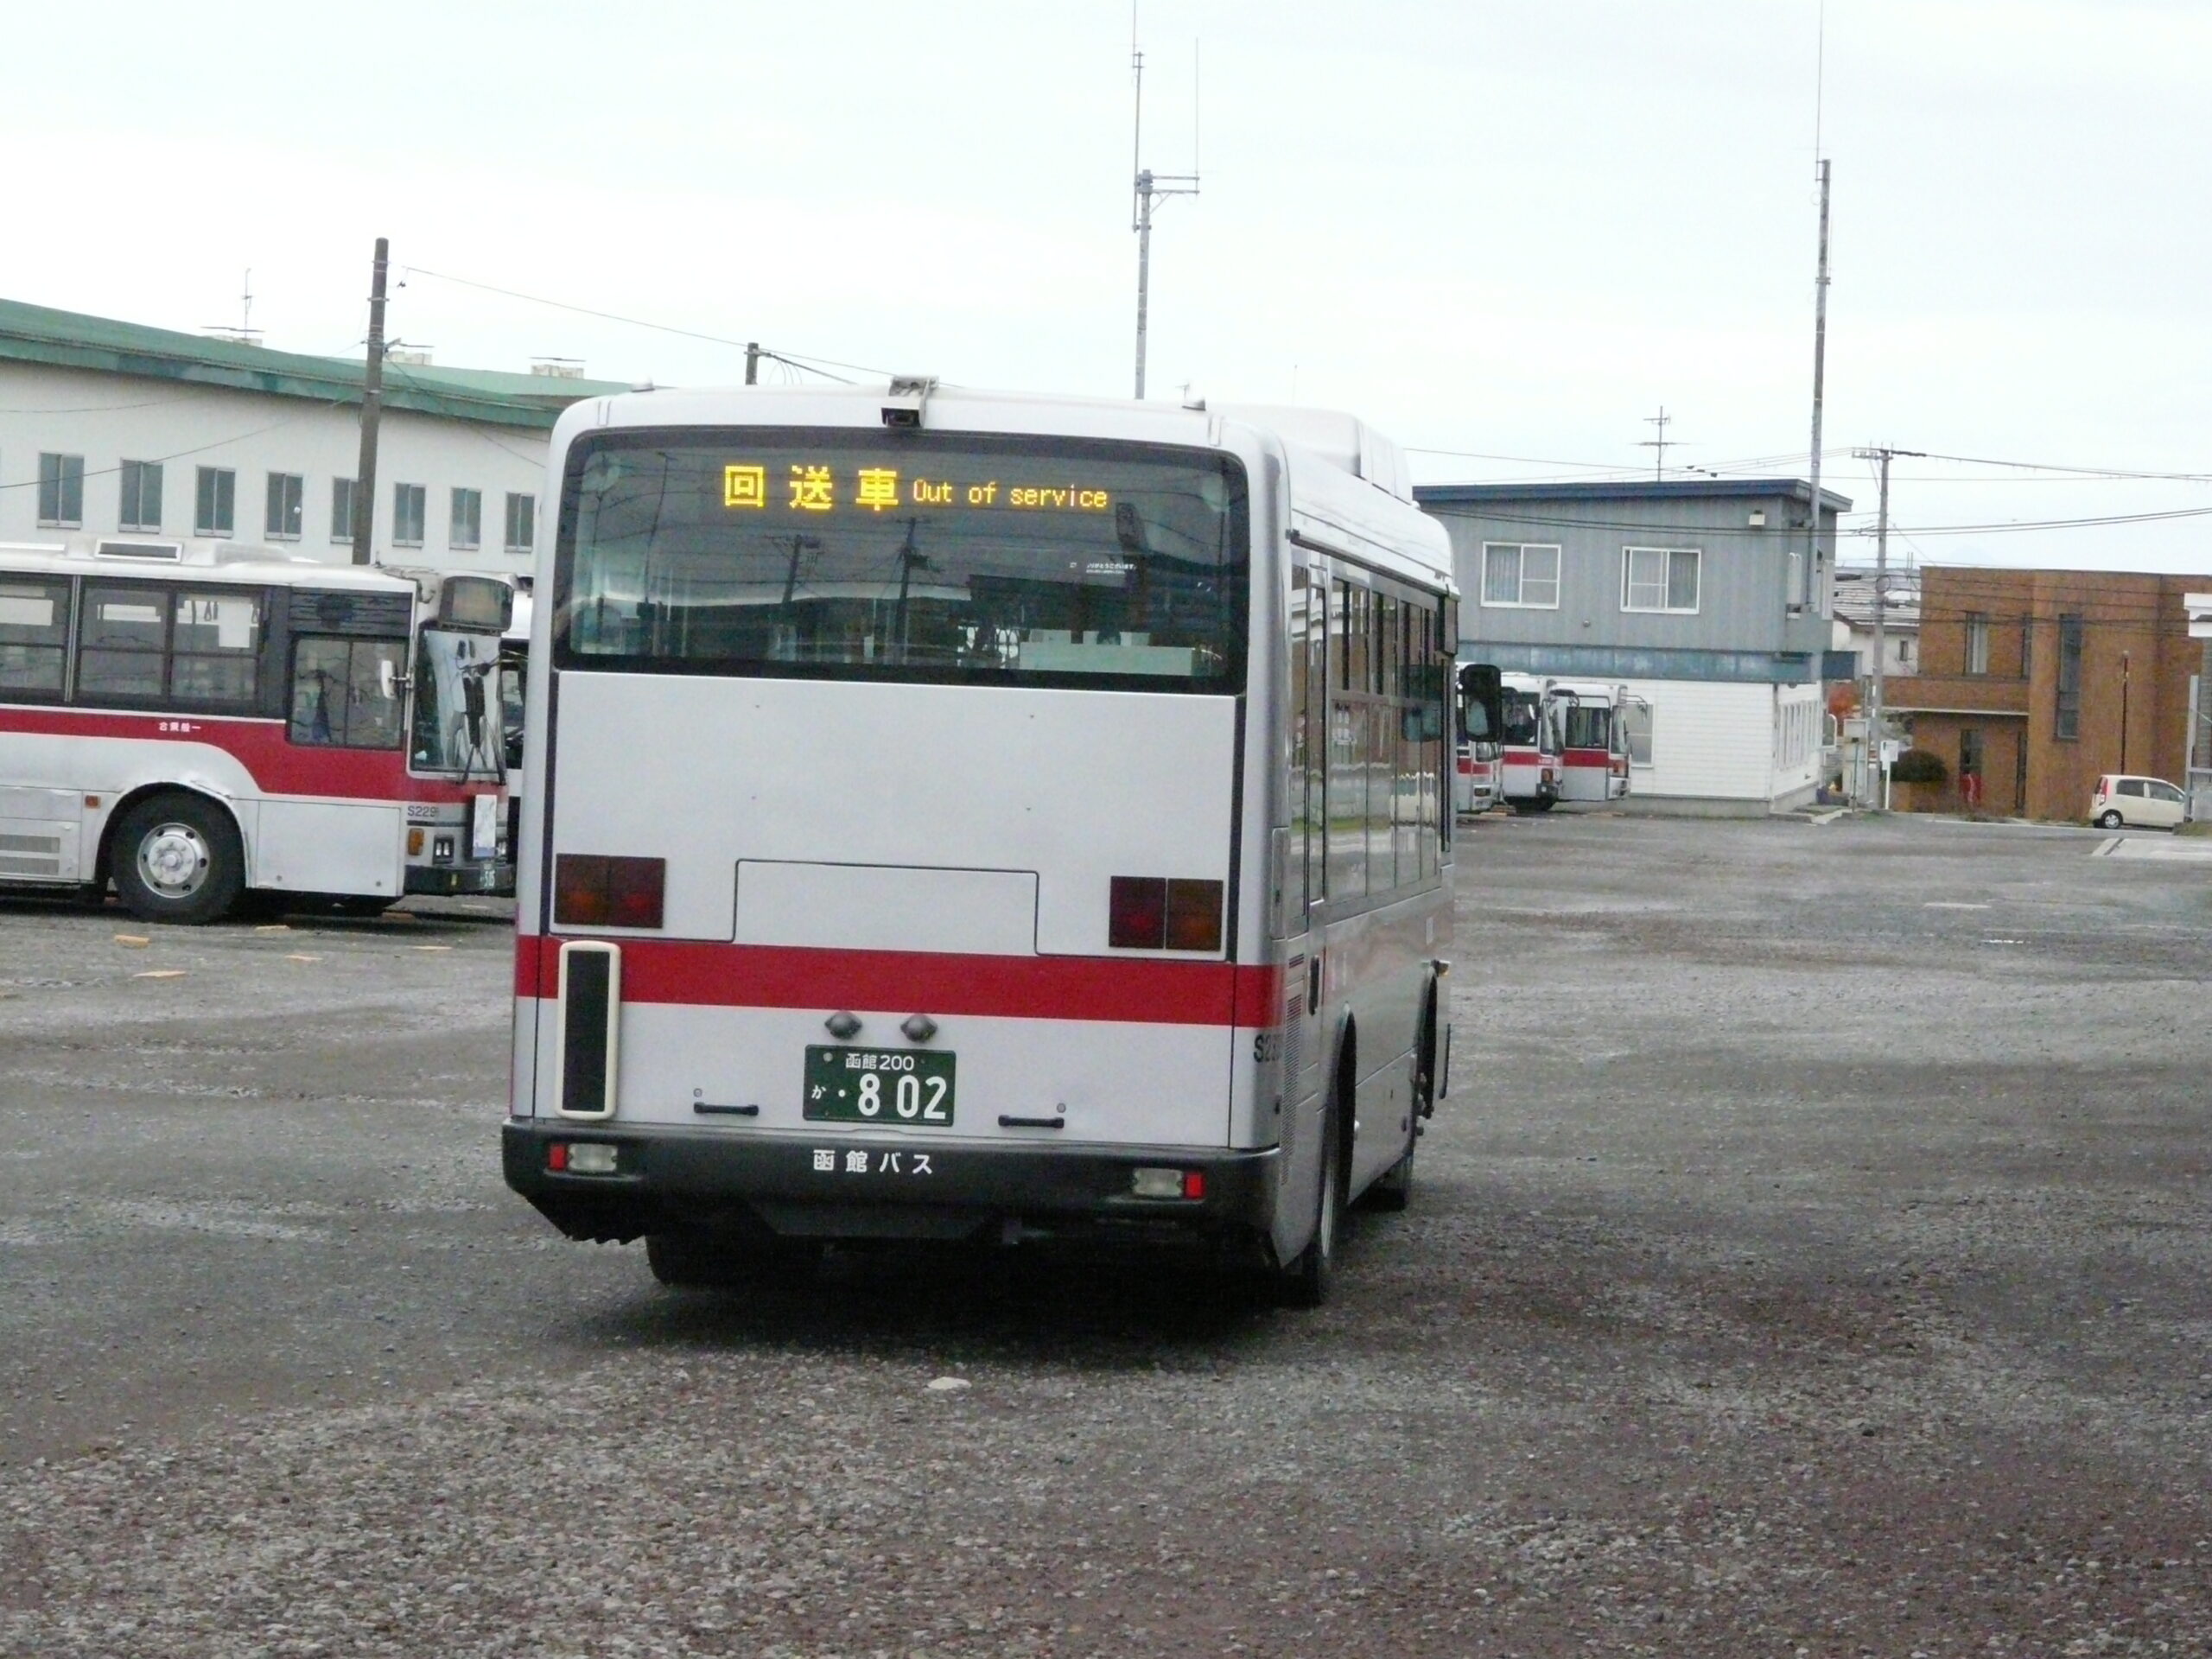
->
1279, 1103, 1344, 1308
110, 793, 244, 925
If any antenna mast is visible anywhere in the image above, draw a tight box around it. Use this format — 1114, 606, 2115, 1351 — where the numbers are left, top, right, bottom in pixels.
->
1638, 407, 1675, 479
1131, 32, 1198, 400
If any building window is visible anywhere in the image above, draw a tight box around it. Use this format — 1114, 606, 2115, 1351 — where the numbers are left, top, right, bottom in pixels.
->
504, 492, 536, 554
194, 467, 236, 537
2055, 613, 2083, 741
1965, 611, 1990, 674
118, 461, 163, 531
332, 478, 357, 544
450, 487, 482, 551
1621, 546, 1700, 613
393, 483, 427, 548
264, 473, 304, 540
1898, 636, 1916, 667
1623, 699, 1654, 766
37, 453, 85, 527
1480, 543, 1560, 608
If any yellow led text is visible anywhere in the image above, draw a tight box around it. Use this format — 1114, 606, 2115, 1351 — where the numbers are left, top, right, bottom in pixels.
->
855, 468, 900, 512
1007, 486, 1112, 510
723, 465, 767, 509
789, 465, 835, 512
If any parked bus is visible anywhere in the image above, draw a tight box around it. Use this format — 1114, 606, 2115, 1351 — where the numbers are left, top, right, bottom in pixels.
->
504, 385, 1458, 1305
0, 536, 513, 923
1547, 678, 1636, 804
1497, 669, 1562, 812
1454, 663, 1503, 814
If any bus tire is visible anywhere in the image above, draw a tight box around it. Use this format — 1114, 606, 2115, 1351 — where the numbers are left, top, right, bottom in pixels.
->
110, 792, 244, 925
1280, 1091, 1346, 1309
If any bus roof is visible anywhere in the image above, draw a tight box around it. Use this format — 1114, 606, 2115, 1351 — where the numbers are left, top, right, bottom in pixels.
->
0, 536, 424, 593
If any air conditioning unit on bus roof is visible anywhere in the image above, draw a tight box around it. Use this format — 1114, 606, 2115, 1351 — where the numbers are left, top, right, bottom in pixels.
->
1215, 405, 1414, 503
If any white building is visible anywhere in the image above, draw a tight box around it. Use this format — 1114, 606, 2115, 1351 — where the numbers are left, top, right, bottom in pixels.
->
0, 297, 627, 574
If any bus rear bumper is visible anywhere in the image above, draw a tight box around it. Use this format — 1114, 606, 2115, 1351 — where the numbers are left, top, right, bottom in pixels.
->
502, 1121, 1281, 1254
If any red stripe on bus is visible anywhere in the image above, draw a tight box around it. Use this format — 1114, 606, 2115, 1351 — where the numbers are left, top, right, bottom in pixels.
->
0, 706, 487, 804
1561, 747, 1612, 765
515, 936, 1284, 1027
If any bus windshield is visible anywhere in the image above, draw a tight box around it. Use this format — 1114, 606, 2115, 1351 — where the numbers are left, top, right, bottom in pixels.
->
1560, 702, 1611, 749
556, 431, 1249, 691
410, 627, 504, 778
1500, 690, 1542, 747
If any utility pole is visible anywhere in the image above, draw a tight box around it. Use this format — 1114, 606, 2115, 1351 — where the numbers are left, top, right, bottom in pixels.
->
1805, 158, 1832, 611
1853, 444, 1925, 805
746, 341, 760, 385
351, 238, 390, 566
1130, 41, 1198, 399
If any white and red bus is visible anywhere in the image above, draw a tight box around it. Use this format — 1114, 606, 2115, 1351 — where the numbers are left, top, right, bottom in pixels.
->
0, 536, 513, 923
1453, 663, 1503, 814
1496, 669, 1562, 812
504, 385, 1459, 1304
1547, 678, 1636, 804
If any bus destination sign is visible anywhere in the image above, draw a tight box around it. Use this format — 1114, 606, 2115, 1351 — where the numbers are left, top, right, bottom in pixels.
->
724, 463, 1112, 516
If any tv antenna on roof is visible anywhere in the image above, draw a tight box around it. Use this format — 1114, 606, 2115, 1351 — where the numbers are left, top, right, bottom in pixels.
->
1639, 407, 1681, 479
1130, 12, 1199, 401
203, 267, 262, 345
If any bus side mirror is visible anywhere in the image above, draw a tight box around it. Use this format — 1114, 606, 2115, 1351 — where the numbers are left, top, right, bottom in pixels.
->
378, 658, 397, 700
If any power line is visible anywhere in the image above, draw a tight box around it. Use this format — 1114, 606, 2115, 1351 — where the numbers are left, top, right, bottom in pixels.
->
397, 265, 892, 385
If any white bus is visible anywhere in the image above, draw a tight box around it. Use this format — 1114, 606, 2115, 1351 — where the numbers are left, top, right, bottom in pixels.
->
1497, 669, 1562, 812
1548, 678, 1637, 804
0, 536, 513, 923
1454, 664, 1503, 815
504, 385, 1458, 1304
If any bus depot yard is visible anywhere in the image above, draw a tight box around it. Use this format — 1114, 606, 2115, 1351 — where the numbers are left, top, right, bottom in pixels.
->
0, 813, 2202, 1656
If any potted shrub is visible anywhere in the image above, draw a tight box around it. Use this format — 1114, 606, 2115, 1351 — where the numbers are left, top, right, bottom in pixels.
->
1887, 747, 1948, 810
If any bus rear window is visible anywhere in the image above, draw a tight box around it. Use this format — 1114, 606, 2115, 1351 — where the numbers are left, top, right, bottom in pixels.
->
555, 431, 1248, 691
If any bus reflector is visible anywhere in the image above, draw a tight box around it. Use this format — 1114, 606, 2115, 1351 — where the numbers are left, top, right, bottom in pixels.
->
556, 941, 621, 1120
554, 855, 666, 929
1109, 877, 1223, 951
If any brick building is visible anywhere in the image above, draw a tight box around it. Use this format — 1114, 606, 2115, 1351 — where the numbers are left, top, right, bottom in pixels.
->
1885, 566, 2208, 820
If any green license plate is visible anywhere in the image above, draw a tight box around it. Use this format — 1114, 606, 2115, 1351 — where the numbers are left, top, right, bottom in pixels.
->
804, 1046, 957, 1125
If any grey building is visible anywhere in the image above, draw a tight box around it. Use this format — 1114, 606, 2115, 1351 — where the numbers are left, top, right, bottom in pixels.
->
1414, 479, 1853, 813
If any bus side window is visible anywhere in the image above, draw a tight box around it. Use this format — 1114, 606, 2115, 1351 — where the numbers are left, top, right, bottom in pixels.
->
0, 579, 71, 697
76, 584, 170, 702
290, 637, 405, 749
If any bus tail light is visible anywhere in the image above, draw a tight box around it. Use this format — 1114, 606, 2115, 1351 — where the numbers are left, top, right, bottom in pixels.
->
1108, 876, 1223, 951
555, 940, 620, 1120
554, 854, 666, 929
1131, 1167, 1206, 1201
407, 828, 425, 856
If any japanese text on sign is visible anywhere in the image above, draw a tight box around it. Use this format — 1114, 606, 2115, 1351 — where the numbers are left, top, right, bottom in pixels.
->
723, 463, 1110, 515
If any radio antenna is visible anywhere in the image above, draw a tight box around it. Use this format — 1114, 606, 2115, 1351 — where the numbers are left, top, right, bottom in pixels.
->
1130, 22, 1199, 400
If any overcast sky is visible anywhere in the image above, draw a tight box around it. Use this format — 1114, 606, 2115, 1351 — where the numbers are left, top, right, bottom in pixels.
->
4, 1, 2208, 571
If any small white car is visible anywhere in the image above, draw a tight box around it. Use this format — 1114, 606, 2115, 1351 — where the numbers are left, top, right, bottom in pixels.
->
2090, 773, 2188, 830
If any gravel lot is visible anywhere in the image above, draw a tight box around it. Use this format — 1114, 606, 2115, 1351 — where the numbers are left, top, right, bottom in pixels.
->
3, 812, 2209, 1656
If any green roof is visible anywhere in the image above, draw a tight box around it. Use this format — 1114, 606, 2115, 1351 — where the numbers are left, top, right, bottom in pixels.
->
0, 296, 632, 429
